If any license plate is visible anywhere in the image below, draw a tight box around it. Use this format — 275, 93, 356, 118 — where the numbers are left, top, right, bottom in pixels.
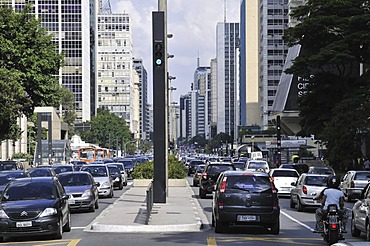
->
237, 215, 258, 222
69, 199, 75, 205
16, 221, 32, 227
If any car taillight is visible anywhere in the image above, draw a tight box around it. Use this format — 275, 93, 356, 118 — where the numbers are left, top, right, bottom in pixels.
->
302, 185, 307, 194
350, 181, 355, 188
202, 172, 207, 179
218, 202, 224, 208
271, 181, 277, 194
331, 223, 337, 229
220, 177, 227, 193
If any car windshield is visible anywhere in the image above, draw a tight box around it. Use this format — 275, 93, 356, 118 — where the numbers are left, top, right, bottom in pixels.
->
208, 165, 234, 175
354, 172, 370, 180
2, 182, 57, 201
233, 163, 245, 169
81, 166, 107, 177
108, 166, 119, 175
271, 170, 298, 177
196, 166, 205, 172
227, 175, 271, 192
53, 166, 73, 174
305, 176, 328, 186
29, 169, 52, 177
248, 162, 268, 169
59, 174, 91, 186
114, 164, 124, 172
119, 160, 134, 168
0, 164, 17, 171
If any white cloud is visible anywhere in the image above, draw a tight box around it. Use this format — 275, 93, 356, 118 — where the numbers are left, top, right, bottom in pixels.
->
111, 0, 240, 103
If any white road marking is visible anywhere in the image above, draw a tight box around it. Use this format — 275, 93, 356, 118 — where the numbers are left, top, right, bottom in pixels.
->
281, 210, 315, 232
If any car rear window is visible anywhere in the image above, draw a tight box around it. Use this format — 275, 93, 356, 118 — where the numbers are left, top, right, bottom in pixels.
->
305, 176, 328, 186
207, 165, 234, 175
354, 172, 370, 180
271, 170, 298, 177
226, 175, 271, 192
248, 162, 268, 169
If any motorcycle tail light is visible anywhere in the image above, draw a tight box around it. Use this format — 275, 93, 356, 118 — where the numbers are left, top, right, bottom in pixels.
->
302, 185, 307, 194
331, 223, 337, 229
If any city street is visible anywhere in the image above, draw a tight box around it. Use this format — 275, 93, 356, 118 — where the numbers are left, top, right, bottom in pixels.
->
0, 177, 368, 246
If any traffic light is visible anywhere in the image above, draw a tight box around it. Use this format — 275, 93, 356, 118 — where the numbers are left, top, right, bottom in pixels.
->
154, 41, 164, 67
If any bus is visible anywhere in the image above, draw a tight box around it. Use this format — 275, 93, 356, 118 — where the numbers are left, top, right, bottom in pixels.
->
77, 147, 96, 163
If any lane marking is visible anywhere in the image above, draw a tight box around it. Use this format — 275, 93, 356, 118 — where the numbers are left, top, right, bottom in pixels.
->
71, 227, 86, 230
207, 237, 217, 246
67, 239, 81, 246
281, 210, 315, 232
214, 236, 322, 245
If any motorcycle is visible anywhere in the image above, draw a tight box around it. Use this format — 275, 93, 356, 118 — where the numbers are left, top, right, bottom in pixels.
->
315, 204, 345, 245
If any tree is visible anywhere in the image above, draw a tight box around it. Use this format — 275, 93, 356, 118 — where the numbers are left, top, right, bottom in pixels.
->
56, 86, 77, 135
78, 108, 131, 149
0, 5, 64, 141
283, 0, 370, 168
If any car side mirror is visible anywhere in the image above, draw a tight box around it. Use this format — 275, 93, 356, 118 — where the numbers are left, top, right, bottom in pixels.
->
95, 182, 100, 187
62, 194, 69, 200
291, 182, 296, 186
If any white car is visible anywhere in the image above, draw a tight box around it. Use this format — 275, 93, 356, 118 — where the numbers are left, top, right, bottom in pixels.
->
80, 164, 114, 198
246, 160, 270, 173
269, 168, 299, 196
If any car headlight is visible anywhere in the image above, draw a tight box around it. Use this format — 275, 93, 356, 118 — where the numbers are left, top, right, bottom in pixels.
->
82, 189, 92, 198
100, 181, 110, 188
40, 208, 57, 217
0, 209, 9, 219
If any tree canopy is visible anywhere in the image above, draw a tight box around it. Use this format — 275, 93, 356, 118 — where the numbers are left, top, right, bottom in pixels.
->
0, 5, 64, 141
283, 0, 370, 168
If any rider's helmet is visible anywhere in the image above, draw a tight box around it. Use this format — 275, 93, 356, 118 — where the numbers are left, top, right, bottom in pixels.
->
327, 175, 340, 188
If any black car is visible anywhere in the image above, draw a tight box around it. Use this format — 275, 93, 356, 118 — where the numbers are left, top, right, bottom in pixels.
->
58, 172, 99, 212
187, 160, 205, 176
199, 163, 236, 199
0, 177, 71, 241
212, 170, 280, 234
52, 164, 75, 174
107, 164, 124, 190
0, 170, 30, 194
28, 167, 57, 177
116, 159, 135, 176
0, 161, 23, 171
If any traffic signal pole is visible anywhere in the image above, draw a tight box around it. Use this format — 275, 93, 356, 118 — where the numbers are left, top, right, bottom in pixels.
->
152, 9, 168, 203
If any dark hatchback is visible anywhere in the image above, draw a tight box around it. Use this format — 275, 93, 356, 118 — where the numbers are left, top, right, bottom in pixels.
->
199, 163, 236, 199
212, 171, 280, 234
187, 160, 205, 176
0, 177, 71, 241
0, 170, 30, 194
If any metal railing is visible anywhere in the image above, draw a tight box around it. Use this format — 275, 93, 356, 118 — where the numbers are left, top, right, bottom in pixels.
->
145, 180, 154, 225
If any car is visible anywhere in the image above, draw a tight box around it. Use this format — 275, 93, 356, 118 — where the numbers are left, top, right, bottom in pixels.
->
280, 163, 309, 175
52, 164, 75, 174
232, 161, 246, 171
58, 172, 99, 212
307, 166, 336, 175
110, 163, 128, 186
212, 170, 280, 234
192, 164, 206, 187
199, 163, 236, 199
106, 164, 124, 190
0, 170, 30, 194
246, 160, 270, 173
0, 161, 23, 171
28, 167, 57, 177
80, 164, 113, 198
290, 173, 330, 211
351, 182, 370, 241
116, 159, 135, 176
340, 170, 370, 202
0, 177, 71, 241
187, 160, 205, 176
269, 168, 299, 196
70, 161, 87, 171
279, 164, 294, 169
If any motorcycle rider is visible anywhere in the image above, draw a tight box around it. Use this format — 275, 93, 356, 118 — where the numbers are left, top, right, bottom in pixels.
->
314, 175, 347, 233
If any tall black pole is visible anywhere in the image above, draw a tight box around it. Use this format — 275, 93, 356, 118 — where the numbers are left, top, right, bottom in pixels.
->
276, 115, 281, 167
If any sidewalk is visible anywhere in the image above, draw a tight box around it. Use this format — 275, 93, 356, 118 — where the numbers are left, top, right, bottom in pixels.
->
85, 181, 210, 233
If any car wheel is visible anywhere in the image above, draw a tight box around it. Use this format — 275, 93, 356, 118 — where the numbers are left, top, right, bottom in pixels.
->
54, 217, 63, 239
119, 182, 123, 190
199, 187, 206, 199
211, 213, 215, 227
108, 188, 114, 198
289, 196, 295, 208
89, 203, 95, 212
123, 180, 128, 186
214, 218, 225, 233
95, 198, 99, 209
366, 222, 370, 241
63, 212, 71, 232
351, 216, 361, 237
269, 218, 280, 234
297, 198, 304, 212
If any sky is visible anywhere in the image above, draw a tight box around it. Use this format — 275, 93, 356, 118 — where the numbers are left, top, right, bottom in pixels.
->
111, 0, 240, 104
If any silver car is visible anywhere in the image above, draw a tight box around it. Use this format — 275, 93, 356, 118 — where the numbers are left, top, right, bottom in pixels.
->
340, 170, 370, 202
80, 164, 114, 198
290, 173, 330, 211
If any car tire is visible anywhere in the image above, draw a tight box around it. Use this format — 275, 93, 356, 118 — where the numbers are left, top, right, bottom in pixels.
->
366, 223, 370, 241
119, 182, 123, 190
0, 237, 3, 242
199, 187, 206, 199
211, 213, 215, 227
95, 199, 99, 209
193, 180, 196, 187
63, 212, 71, 232
351, 216, 361, 237
270, 218, 280, 234
214, 218, 225, 233
89, 204, 95, 212
297, 198, 304, 212
289, 196, 295, 208
54, 217, 63, 239
123, 180, 128, 186
108, 188, 114, 198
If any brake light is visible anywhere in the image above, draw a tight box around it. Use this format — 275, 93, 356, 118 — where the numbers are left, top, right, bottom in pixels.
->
350, 181, 355, 188
302, 185, 307, 194
202, 172, 207, 179
220, 177, 227, 193
218, 202, 224, 208
331, 223, 337, 229
271, 181, 277, 194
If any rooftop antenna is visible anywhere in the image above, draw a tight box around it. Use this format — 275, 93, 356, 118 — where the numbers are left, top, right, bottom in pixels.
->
197, 51, 200, 68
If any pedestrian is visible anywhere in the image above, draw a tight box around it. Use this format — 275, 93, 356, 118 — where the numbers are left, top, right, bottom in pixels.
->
364, 158, 370, 170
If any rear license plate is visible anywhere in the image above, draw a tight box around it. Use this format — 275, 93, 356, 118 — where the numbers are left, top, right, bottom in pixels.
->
237, 215, 258, 222
16, 221, 32, 227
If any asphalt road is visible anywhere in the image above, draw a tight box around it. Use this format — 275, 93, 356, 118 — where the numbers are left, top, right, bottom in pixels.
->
1, 177, 369, 246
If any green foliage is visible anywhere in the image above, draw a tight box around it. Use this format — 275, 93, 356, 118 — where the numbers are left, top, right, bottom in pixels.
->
57, 86, 76, 134
12, 152, 32, 162
78, 108, 131, 149
283, 0, 370, 168
0, 5, 64, 141
132, 154, 186, 179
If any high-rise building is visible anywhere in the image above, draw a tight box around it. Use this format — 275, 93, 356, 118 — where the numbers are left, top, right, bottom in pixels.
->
96, 13, 135, 129
216, 22, 240, 137
2, 0, 92, 122
179, 94, 191, 142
